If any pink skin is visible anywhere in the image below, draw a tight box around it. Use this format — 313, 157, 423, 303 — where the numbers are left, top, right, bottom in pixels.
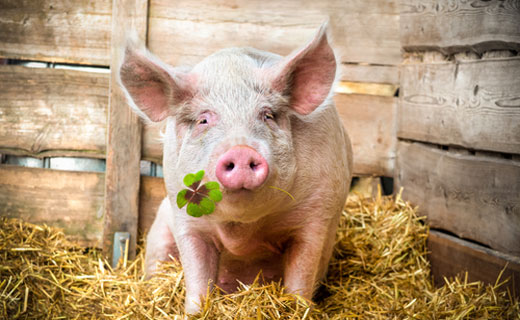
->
119, 23, 353, 315
215, 145, 269, 191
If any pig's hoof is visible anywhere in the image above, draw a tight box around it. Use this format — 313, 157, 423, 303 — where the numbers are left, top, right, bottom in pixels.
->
184, 301, 202, 316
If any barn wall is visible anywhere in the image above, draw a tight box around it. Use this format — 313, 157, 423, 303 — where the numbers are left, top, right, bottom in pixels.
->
396, 0, 520, 293
0, 0, 400, 245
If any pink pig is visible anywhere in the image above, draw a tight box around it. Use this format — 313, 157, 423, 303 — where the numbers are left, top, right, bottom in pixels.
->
119, 23, 353, 314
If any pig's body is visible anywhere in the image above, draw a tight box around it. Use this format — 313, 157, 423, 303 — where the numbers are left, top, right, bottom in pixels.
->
120, 24, 352, 314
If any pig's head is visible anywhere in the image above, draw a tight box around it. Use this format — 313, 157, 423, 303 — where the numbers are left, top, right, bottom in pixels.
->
119, 24, 337, 222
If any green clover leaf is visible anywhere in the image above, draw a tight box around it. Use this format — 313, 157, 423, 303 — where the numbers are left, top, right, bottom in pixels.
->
176, 170, 223, 217
176, 189, 188, 209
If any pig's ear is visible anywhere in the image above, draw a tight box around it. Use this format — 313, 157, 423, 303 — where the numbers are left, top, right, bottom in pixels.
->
270, 23, 336, 115
118, 42, 195, 122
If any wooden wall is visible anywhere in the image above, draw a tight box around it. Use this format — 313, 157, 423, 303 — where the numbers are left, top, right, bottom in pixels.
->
397, 0, 520, 294
0, 0, 399, 246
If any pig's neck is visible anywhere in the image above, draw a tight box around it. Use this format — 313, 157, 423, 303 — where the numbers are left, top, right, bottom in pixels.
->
212, 220, 287, 257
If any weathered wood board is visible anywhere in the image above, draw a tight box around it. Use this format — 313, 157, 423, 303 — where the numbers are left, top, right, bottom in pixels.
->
148, 0, 400, 81
339, 64, 399, 85
0, 165, 104, 246
0, 65, 108, 158
429, 230, 520, 297
401, 0, 520, 53
0, 0, 112, 65
142, 93, 397, 177
0, 65, 397, 178
335, 94, 396, 177
396, 141, 520, 255
399, 57, 520, 155
142, 121, 166, 164
139, 176, 167, 234
0, 0, 400, 83
103, 0, 148, 261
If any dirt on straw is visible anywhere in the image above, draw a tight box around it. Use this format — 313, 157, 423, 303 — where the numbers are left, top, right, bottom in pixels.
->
1, 191, 519, 319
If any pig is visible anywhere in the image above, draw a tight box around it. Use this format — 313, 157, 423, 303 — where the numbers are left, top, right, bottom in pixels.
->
118, 23, 353, 314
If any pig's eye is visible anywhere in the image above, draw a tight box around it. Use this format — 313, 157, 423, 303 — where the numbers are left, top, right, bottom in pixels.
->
196, 118, 208, 125
263, 111, 275, 122
195, 113, 211, 126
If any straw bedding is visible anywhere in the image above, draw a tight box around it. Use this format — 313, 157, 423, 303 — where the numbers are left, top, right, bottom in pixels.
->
1, 192, 518, 319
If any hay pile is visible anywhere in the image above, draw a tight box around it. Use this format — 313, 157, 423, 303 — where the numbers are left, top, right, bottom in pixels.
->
1, 192, 518, 319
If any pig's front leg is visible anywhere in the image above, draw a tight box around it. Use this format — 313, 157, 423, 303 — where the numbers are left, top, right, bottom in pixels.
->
145, 198, 179, 277
283, 219, 337, 300
175, 231, 219, 314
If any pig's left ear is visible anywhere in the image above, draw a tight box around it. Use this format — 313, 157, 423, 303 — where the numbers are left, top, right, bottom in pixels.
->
270, 23, 336, 115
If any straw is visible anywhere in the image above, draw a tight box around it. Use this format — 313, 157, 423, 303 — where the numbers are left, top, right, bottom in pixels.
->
1, 191, 518, 319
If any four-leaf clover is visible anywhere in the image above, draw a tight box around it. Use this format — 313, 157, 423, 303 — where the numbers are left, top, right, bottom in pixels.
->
176, 170, 223, 217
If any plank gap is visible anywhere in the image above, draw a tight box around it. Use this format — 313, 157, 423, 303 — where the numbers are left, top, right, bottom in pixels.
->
397, 138, 520, 163
5, 58, 110, 72
429, 228, 493, 251
403, 49, 520, 64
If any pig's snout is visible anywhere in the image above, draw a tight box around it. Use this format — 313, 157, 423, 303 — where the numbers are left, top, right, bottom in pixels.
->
216, 146, 269, 191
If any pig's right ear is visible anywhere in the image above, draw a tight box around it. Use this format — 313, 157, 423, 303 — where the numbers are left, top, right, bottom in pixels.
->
268, 23, 336, 116
118, 44, 195, 122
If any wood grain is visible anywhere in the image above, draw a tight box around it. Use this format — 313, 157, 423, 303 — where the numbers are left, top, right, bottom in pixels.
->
0, 65, 397, 178
0, 0, 401, 82
0, 165, 104, 247
0, 65, 108, 158
0, 0, 112, 65
142, 121, 165, 164
142, 94, 397, 177
429, 230, 520, 297
336, 94, 397, 177
103, 0, 148, 261
401, 0, 520, 53
396, 141, 520, 255
148, 0, 401, 69
138, 176, 167, 234
399, 57, 520, 155
339, 63, 399, 85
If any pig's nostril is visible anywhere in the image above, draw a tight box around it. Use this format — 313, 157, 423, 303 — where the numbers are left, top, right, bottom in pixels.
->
216, 146, 269, 191
226, 162, 235, 171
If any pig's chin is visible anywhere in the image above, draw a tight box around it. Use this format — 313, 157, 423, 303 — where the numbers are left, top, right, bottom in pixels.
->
213, 187, 272, 222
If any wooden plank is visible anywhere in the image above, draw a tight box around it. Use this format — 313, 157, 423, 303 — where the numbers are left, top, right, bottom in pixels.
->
142, 94, 397, 177
401, 0, 520, 53
148, 0, 401, 69
103, 0, 148, 261
0, 0, 112, 65
0, 65, 108, 158
336, 94, 396, 177
142, 122, 165, 164
339, 63, 399, 85
399, 57, 520, 155
0, 165, 104, 247
428, 230, 520, 297
138, 176, 167, 234
396, 141, 520, 255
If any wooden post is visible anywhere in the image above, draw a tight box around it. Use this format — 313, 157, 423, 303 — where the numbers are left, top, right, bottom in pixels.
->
103, 0, 149, 262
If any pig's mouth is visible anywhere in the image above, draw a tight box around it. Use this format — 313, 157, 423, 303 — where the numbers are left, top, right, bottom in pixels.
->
223, 187, 257, 197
